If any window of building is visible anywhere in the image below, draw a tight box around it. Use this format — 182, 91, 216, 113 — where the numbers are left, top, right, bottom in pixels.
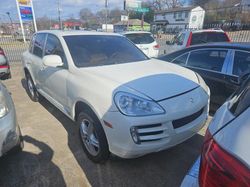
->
173, 12, 177, 18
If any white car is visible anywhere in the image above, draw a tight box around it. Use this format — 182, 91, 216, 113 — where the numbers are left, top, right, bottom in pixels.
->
22, 30, 209, 162
123, 31, 159, 58
181, 76, 250, 187
165, 29, 231, 54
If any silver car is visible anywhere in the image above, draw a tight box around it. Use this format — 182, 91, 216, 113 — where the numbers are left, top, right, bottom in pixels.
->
0, 81, 23, 157
181, 76, 250, 186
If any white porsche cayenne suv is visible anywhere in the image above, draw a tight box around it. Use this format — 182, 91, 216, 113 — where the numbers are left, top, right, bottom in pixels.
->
22, 31, 210, 162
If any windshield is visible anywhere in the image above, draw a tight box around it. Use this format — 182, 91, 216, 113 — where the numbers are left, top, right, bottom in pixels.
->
125, 33, 155, 44
63, 35, 148, 67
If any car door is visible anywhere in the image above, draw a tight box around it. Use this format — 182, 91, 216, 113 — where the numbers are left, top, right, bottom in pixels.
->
185, 49, 230, 108
29, 33, 47, 88
38, 34, 69, 110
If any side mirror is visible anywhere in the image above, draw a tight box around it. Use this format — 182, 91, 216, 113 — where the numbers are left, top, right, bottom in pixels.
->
42, 55, 63, 68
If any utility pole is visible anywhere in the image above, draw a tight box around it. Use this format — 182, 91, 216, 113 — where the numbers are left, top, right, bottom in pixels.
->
58, 0, 62, 30
6, 12, 14, 30
105, 0, 108, 32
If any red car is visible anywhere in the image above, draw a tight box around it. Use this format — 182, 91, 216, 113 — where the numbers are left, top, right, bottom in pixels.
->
0, 47, 11, 79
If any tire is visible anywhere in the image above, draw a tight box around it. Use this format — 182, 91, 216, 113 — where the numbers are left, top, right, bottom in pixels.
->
77, 111, 110, 163
26, 73, 39, 102
9, 127, 24, 154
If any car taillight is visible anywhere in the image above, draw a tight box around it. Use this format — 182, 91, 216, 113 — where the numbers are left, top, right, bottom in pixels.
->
199, 130, 250, 187
186, 32, 192, 47
225, 32, 231, 42
153, 44, 160, 50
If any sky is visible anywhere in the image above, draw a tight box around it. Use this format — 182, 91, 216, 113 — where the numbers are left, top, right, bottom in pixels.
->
0, 0, 126, 22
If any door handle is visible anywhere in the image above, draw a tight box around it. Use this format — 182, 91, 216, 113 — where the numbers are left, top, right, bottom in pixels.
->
40, 66, 45, 71
229, 78, 239, 85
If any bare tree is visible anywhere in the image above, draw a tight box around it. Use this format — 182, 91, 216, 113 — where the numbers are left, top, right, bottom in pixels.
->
152, 0, 183, 10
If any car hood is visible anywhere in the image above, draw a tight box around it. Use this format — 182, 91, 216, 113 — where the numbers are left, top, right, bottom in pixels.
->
78, 59, 200, 101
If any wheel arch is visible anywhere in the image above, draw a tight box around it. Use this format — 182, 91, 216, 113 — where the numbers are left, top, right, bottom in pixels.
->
73, 100, 102, 123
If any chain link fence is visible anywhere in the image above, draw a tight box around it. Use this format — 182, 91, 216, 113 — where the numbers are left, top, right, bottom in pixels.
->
0, 33, 30, 63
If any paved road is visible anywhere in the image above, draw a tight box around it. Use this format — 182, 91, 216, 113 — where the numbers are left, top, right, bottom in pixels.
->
0, 64, 209, 187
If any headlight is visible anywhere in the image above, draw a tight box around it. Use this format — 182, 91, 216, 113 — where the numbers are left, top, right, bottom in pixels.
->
114, 92, 165, 116
0, 98, 8, 118
196, 73, 210, 95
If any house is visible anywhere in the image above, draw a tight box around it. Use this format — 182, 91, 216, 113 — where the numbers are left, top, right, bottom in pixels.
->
241, 0, 250, 13
114, 19, 150, 33
153, 6, 205, 33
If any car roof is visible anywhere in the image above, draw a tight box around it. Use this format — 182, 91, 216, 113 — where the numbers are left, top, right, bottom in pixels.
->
122, 31, 152, 35
35, 30, 122, 37
180, 29, 225, 34
188, 42, 250, 51
191, 29, 225, 33
175, 42, 250, 53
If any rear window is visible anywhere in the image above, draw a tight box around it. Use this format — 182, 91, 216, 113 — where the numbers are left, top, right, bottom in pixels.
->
63, 35, 148, 67
191, 32, 229, 45
125, 33, 155, 44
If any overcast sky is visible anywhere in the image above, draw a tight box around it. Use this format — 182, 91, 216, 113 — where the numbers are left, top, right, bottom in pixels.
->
0, 0, 128, 22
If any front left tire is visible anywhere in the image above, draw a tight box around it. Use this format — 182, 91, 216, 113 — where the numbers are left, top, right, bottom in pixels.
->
26, 73, 39, 102
77, 110, 110, 163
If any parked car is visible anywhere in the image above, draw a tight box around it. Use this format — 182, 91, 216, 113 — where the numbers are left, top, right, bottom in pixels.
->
159, 43, 250, 111
122, 31, 160, 58
22, 30, 210, 162
0, 47, 11, 80
181, 75, 250, 187
0, 79, 23, 157
165, 29, 231, 54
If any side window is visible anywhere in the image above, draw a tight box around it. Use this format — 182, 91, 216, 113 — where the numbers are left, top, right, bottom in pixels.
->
174, 33, 185, 46
233, 51, 250, 76
172, 53, 188, 65
33, 33, 46, 58
187, 50, 228, 72
44, 34, 66, 64
29, 34, 36, 53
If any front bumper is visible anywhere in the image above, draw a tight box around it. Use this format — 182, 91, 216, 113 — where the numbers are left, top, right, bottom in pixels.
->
181, 157, 200, 187
103, 87, 209, 158
0, 86, 20, 156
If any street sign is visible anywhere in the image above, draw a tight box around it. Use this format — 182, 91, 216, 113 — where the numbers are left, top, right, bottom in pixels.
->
125, 0, 141, 10
133, 7, 149, 13
20, 6, 33, 21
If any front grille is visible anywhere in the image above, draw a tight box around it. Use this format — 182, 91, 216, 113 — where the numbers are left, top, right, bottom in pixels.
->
172, 108, 204, 129
135, 123, 169, 143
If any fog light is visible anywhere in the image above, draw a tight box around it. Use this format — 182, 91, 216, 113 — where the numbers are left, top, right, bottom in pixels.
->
130, 127, 140, 144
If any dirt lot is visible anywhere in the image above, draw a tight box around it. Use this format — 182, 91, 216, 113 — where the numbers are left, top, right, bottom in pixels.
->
0, 63, 209, 187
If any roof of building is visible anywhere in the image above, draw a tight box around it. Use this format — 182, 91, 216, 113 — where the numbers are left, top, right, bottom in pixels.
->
155, 6, 202, 14
115, 19, 150, 26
